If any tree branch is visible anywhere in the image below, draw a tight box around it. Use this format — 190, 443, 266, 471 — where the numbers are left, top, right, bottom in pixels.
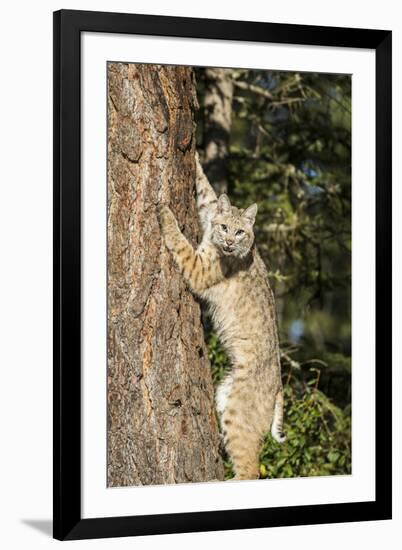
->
233, 80, 272, 99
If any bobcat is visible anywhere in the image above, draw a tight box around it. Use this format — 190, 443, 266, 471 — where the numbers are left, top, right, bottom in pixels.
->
159, 155, 285, 480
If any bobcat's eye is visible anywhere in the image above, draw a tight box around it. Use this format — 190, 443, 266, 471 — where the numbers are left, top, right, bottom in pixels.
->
220, 224, 228, 232
236, 229, 245, 236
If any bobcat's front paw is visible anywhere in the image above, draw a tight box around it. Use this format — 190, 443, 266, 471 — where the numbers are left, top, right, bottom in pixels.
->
159, 205, 175, 228
158, 205, 179, 250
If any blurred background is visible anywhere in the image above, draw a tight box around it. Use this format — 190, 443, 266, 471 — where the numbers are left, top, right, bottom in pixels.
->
195, 67, 351, 479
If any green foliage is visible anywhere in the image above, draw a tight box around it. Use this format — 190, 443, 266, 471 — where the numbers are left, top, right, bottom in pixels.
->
259, 375, 351, 479
207, 332, 230, 386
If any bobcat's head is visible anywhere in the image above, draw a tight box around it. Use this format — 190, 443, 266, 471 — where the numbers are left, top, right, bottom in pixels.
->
210, 194, 257, 258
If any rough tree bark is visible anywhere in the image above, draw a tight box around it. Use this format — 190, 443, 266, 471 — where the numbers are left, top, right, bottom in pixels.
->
107, 63, 224, 486
202, 68, 234, 194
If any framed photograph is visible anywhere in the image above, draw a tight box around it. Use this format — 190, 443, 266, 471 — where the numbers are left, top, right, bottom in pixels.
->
53, 9, 392, 541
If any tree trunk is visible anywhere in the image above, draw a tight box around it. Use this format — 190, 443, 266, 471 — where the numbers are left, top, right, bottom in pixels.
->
202, 68, 234, 194
107, 63, 224, 487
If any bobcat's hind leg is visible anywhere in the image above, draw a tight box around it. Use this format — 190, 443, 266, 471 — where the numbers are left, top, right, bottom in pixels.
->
220, 377, 274, 480
227, 429, 262, 480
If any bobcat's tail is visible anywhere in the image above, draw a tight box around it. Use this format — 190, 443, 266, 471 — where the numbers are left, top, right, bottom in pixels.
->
271, 389, 286, 443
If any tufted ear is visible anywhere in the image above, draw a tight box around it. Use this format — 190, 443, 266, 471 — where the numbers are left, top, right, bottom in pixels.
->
242, 203, 258, 225
217, 194, 231, 214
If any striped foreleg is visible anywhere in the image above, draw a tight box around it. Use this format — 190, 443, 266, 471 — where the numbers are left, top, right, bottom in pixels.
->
159, 205, 222, 294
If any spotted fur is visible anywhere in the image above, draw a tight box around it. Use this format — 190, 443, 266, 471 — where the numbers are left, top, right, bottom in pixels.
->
159, 154, 285, 480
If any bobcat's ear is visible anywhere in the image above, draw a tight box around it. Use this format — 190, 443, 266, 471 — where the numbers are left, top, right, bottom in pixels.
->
242, 203, 258, 225
217, 194, 231, 214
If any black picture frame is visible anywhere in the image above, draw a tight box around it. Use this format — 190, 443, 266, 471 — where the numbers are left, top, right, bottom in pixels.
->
53, 9, 392, 541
